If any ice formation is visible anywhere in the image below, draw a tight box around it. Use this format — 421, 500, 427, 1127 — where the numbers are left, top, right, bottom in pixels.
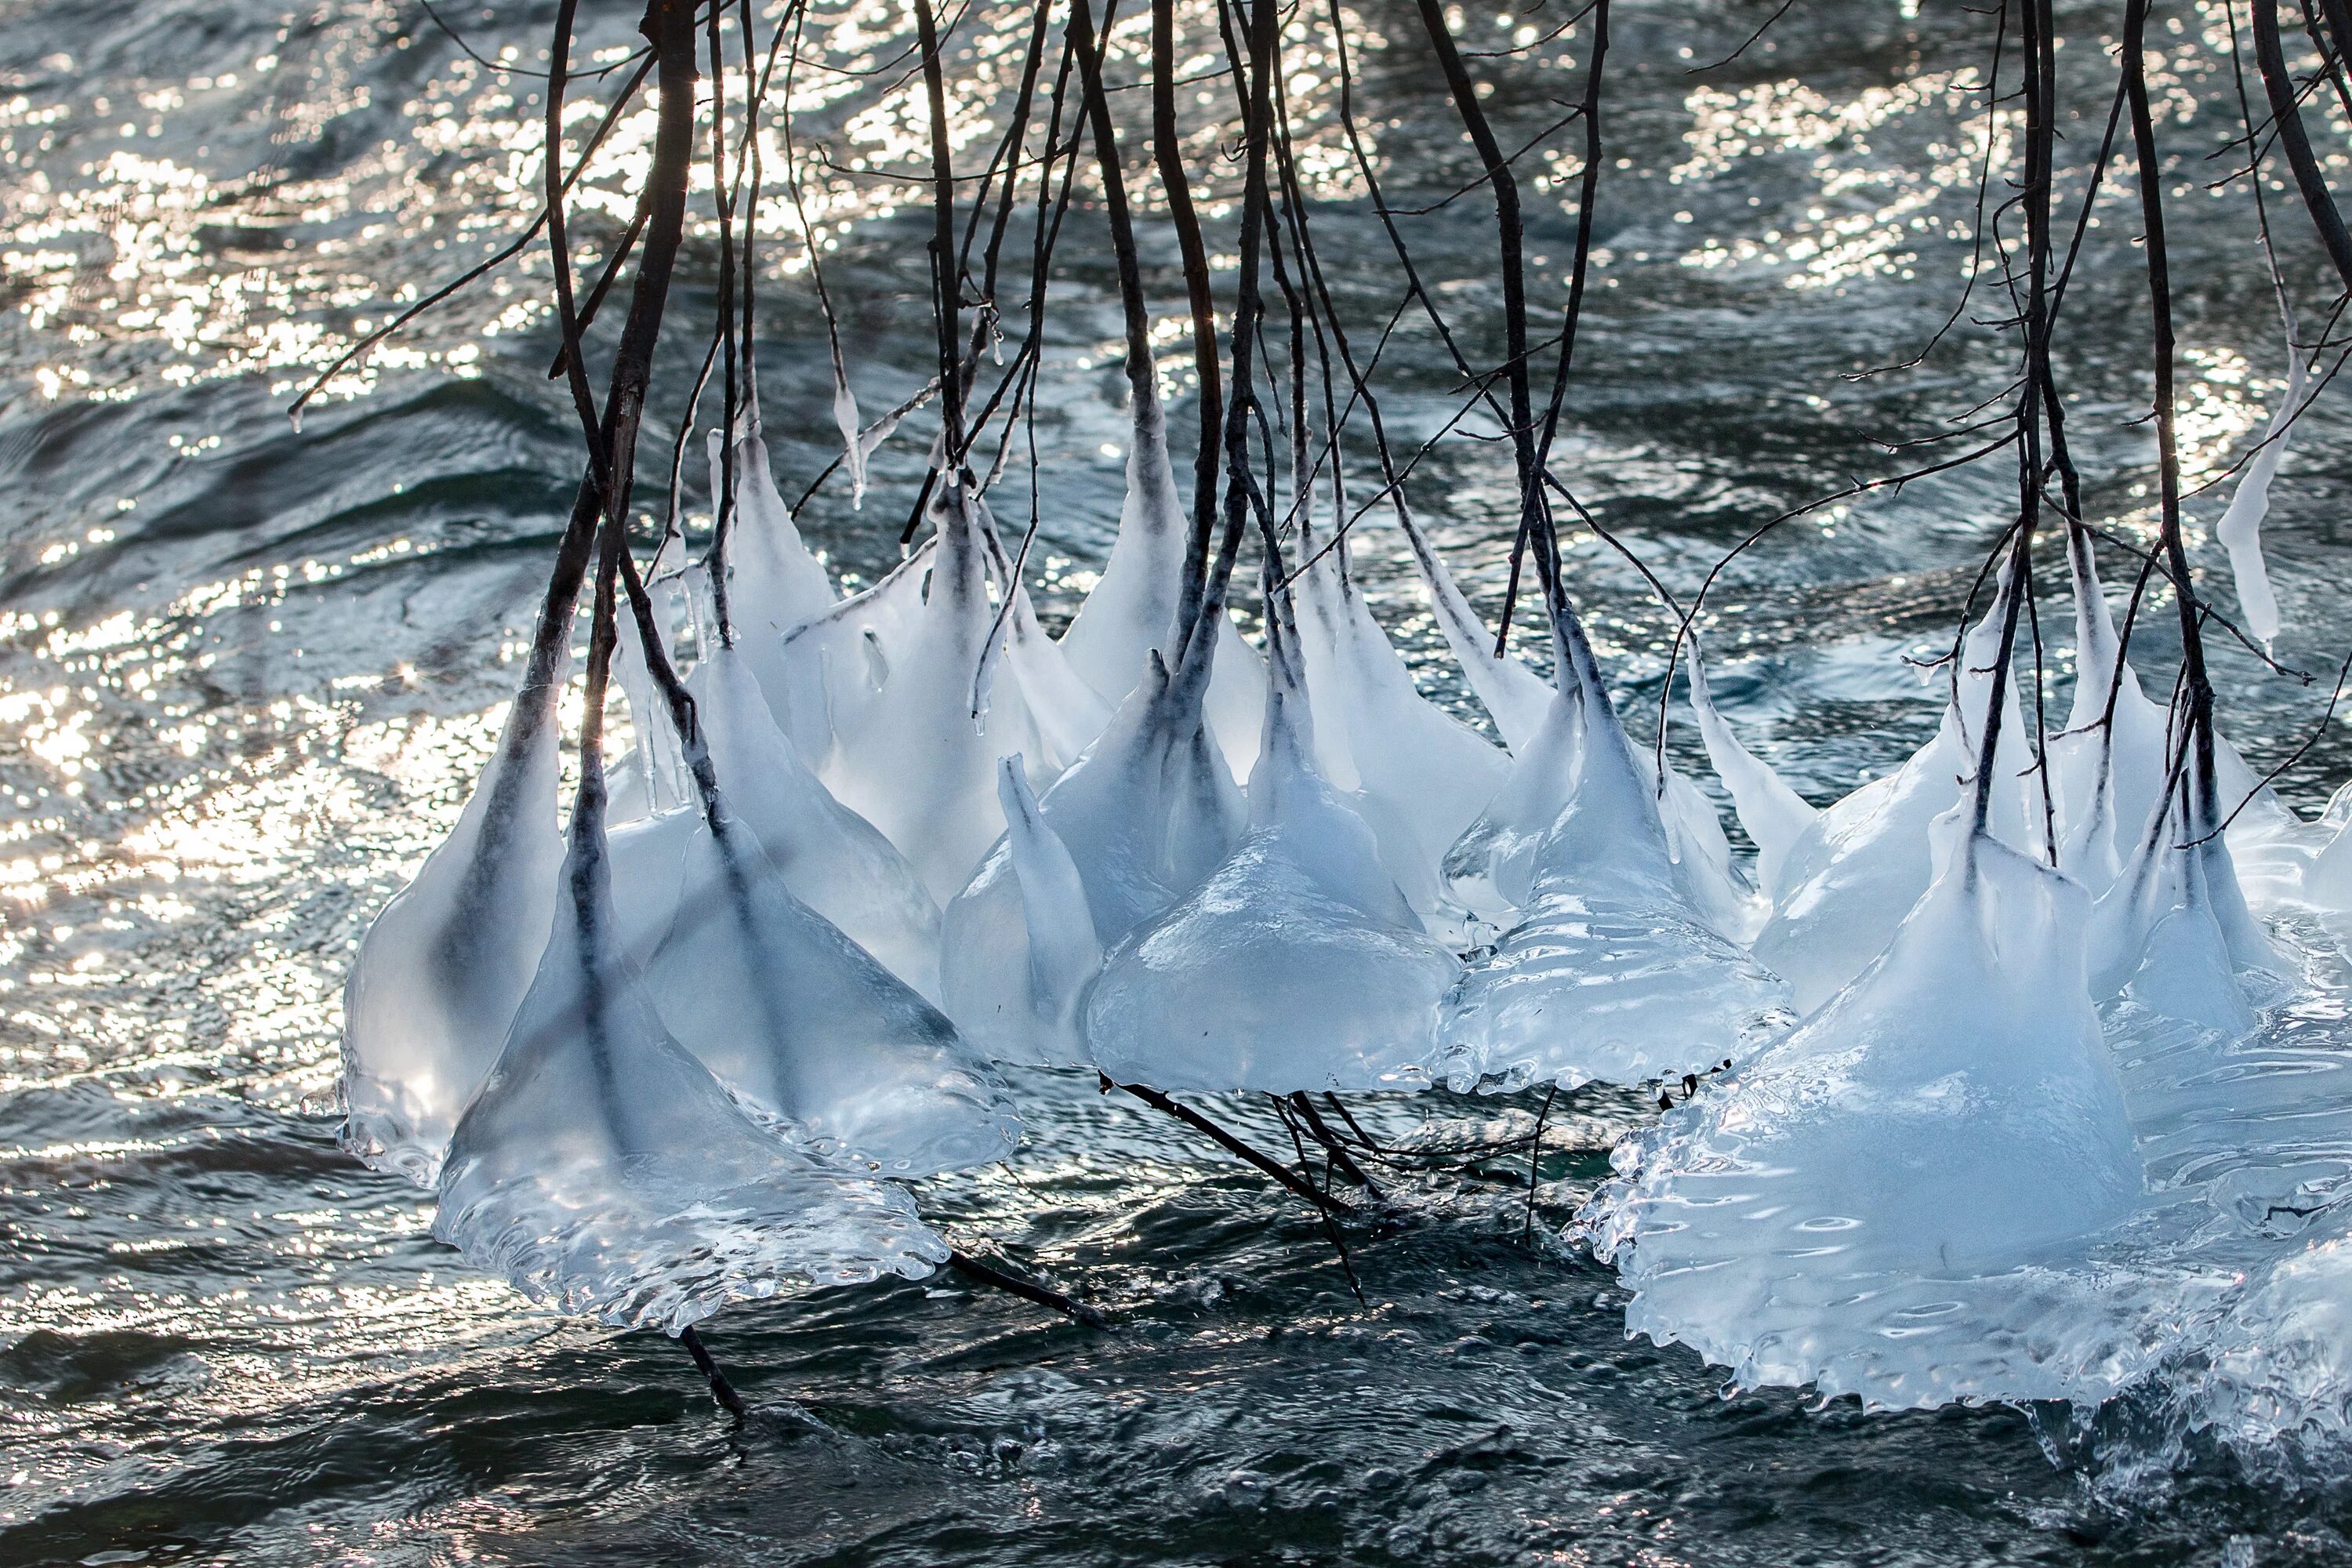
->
942, 615, 1247, 1063
1438, 604, 1791, 1093
433, 770, 948, 1334
1290, 510, 1508, 917
708, 420, 840, 759
341, 630, 566, 1185
1750, 567, 2042, 1011
1390, 501, 1555, 753
1054, 381, 1265, 775
826, 480, 1069, 902
1587, 811, 2147, 1408
1084, 589, 1458, 1093
2214, 330, 2307, 655
1683, 637, 1817, 904
688, 639, 945, 998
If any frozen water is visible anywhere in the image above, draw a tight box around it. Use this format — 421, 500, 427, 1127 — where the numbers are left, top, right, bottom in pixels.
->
940, 631, 1247, 1064
688, 641, 944, 998
433, 795, 948, 1334
1439, 608, 1791, 1093
784, 535, 938, 768
826, 480, 1062, 903
1053, 382, 1264, 775
1083, 594, 1457, 1093
609, 538, 694, 825
1585, 813, 2147, 1409
1684, 636, 1817, 903
970, 492, 1112, 771
1389, 500, 1555, 752
340, 658, 565, 1186
709, 421, 839, 758
1291, 510, 1508, 917
2049, 531, 2172, 895
937, 757, 1104, 1062
601, 802, 1015, 1178
2088, 779, 2281, 1036
1752, 569, 2041, 1011
2215, 332, 2307, 654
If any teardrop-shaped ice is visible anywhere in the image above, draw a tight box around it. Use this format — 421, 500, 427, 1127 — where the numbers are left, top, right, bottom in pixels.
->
341, 658, 565, 1185
433, 800, 948, 1334
2215, 333, 2306, 654
1084, 594, 1457, 1093
2089, 774, 2281, 1036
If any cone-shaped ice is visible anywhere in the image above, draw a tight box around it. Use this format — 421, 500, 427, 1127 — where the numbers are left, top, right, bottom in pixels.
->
2089, 765, 2282, 1036
610, 539, 694, 826
709, 420, 839, 759
1390, 499, 1555, 752
434, 787, 949, 1334
1291, 509, 1508, 916
2216, 330, 2306, 655
971, 493, 1112, 772
1584, 810, 2145, 1409
937, 756, 1103, 1062
1685, 635, 1817, 904
601, 800, 1014, 1178
341, 653, 565, 1185
827, 477, 1059, 903
941, 627, 1247, 1063
1439, 604, 1791, 1093
688, 641, 943, 998
2049, 529, 2171, 895
1083, 589, 1458, 1093
1054, 383, 1265, 775
1751, 568, 2042, 1012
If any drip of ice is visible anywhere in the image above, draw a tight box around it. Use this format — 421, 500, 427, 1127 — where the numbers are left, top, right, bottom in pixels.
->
826, 478, 1062, 903
942, 625, 1248, 1063
1053, 381, 1265, 776
2214, 330, 2307, 655
708, 421, 839, 759
1291, 508, 1508, 918
833, 365, 868, 510
434, 794, 948, 1334
1439, 608, 1792, 1094
1585, 810, 2147, 1409
601, 800, 1015, 1178
341, 659, 565, 1185
1751, 568, 2042, 1012
1084, 588, 1457, 1093
1389, 499, 1555, 752
688, 641, 945, 999
1684, 635, 1818, 903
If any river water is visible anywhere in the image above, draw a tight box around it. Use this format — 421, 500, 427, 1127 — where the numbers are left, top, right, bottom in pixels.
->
5, 0, 2352, 1563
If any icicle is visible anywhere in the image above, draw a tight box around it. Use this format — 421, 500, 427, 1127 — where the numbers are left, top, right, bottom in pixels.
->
1389, 499, 1554, 752
690, 641, 945, 999
1291, 506, 1508, 922
433, 799, 948, 1333
1584, 809, 2145, 1410
1438, 603, 1791, 1094
1684, 633, 1818, 902
1084, 586, 1457, 1094
341, 663, 565, 1185
2215, 326, 2307, 655
1052, 379, 1265, 776
609, 535, 694, 826
834, 368, 868, 510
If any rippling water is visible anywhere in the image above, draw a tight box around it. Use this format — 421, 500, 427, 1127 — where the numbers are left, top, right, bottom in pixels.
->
9, 1, 2352, 1563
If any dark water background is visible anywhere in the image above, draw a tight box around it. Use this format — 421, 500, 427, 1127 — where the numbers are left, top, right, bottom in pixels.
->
6, 0, 2352, 1563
